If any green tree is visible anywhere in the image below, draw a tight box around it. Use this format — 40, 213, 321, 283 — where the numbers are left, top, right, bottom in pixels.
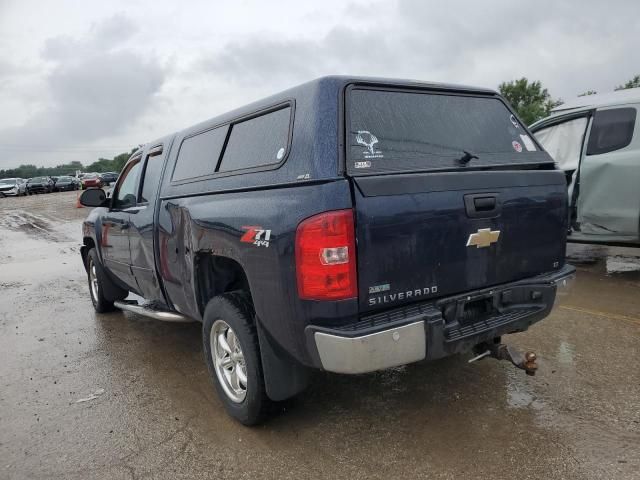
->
86, 148, 137, 173
0, 148, 137, 179
498, 78, 562, 125
615, 74, 640, 91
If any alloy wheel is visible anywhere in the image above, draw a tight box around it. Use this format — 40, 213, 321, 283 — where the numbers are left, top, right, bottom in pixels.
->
211, 319, 247, 403
88, 259, 99, 303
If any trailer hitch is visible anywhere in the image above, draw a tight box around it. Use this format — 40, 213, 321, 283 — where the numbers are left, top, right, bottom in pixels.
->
469, 341, 538, 376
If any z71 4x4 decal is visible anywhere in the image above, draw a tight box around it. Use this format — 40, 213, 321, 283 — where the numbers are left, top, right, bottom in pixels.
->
240, 226, 272, 248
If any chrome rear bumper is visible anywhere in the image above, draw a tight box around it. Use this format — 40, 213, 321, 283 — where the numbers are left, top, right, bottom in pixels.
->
311, 265, 575, 374
314, 321, 426, 374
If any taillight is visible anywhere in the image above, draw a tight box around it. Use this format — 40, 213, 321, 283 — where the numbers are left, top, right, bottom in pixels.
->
295, 209, 357, 301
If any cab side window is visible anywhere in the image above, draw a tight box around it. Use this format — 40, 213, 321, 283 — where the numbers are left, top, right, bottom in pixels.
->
112, 158, 142, 210
140, 147, 164, 203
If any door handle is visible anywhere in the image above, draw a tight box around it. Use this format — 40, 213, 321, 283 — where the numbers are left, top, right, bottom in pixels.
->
464, 193, 501, 218
473, 196, 496, 211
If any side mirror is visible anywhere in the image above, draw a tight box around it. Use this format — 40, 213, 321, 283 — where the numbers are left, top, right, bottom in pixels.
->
80, 188, 108, 207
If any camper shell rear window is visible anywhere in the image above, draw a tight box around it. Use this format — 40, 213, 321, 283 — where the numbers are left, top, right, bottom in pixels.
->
346, 87, 553, 175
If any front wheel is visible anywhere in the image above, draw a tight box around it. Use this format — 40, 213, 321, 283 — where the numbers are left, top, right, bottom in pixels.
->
86, 248, 127, 313
203, 292, 270, 425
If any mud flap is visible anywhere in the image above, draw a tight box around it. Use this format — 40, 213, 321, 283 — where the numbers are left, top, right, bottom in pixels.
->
256, 320, 310, 402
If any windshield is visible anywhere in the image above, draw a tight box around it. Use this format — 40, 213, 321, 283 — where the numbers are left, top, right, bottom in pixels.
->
30, 177, 47, 182
0, 178, 17, 185
57, 176, 72, 181
347, 88, 553, 174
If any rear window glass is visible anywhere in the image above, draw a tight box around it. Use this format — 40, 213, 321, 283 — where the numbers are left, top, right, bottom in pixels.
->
348, 89, 551, 174
586, 107, 636, 156
218, 107, 291, 172
172, 126, 228, 182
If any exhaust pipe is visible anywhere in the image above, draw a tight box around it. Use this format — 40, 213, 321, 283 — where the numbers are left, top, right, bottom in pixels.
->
114, 300, 194, 323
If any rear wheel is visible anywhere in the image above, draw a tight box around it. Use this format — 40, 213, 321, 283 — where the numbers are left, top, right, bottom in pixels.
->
203, 292, 270, 425
86, 248, 127, 313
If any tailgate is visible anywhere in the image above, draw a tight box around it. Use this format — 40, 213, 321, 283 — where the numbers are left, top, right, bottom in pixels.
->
345, 84, 567, 313
353, 170, 568, 312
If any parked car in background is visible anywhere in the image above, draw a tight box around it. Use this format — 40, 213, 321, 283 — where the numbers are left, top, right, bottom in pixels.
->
81, 174, 102, 189
26, 176, 54, 194
0, 178, 28, 196
99, 172, 119, 185
54, 176, 80, 191
530, 88, 640, 246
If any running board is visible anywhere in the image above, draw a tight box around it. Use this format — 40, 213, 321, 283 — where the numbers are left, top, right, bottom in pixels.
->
114, 300, 194, 323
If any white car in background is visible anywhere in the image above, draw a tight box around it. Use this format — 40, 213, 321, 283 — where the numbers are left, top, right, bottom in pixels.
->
0, 178, 28, 197
531, 88, 640, 246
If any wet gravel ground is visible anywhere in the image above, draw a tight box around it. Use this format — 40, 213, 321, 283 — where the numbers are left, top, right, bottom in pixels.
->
0, 192, 639, 479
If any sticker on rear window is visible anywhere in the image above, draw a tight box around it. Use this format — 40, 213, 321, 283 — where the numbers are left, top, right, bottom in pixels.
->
510, 114, 519, 129
354, 161, 371, 169
519, 134, 536, 151
355, 130, 384, 159
512, 140, 523, 153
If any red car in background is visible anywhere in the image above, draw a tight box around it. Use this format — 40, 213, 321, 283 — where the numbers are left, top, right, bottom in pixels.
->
81, 174, 103, 189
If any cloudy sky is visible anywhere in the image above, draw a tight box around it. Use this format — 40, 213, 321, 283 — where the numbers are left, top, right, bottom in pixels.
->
0, 0, 638, 169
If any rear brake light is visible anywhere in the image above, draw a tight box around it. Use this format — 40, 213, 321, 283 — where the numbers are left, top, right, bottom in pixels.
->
295, 209, 357, 300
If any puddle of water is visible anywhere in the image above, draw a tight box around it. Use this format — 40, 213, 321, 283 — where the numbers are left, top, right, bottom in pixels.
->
567, 243, 640, 277
557, 341, 575, 366
0, 210, 72, 243
0, 220, 82, 283
505, 368, 545, 409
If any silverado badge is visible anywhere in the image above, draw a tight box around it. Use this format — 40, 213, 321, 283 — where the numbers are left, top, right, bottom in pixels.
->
466, 228, 500, 248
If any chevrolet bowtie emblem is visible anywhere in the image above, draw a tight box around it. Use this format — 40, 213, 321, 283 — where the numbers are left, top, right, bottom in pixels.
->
466, 228, 501, 248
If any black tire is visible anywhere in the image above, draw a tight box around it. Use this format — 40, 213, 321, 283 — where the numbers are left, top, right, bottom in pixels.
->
202, 292, 270, 425
86, 248, 127, 313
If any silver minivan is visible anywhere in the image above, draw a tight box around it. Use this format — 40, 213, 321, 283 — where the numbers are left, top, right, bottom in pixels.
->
531, 88, 640, 246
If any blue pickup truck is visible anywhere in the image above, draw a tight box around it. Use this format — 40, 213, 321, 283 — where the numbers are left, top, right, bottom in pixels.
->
79, 76, 574, 424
